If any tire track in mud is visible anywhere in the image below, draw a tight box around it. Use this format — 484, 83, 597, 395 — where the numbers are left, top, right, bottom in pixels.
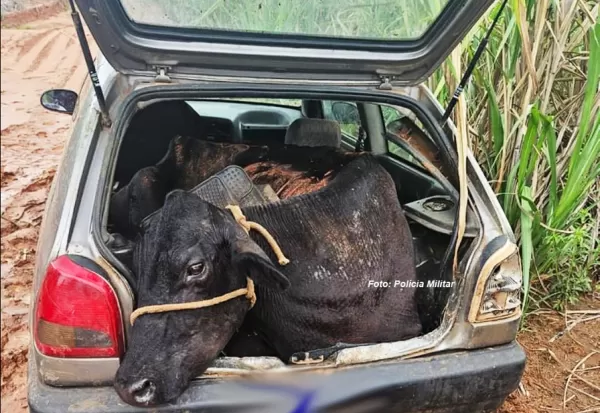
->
63, 35, 75, 52
1, 32, 23, 56
58, 35, 89, 88
38, 31, 78, 76
60, 62, 81, 88
24, 31, 63, 73
15, 28, 54, 61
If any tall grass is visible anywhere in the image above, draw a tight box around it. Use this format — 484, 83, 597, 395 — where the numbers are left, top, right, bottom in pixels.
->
125, 0, 599, 311
432, 1, 600, 312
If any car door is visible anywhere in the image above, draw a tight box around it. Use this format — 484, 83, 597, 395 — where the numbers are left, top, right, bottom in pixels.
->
73, 0, 495, 87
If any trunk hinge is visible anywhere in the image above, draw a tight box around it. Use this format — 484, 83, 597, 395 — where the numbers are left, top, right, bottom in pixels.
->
378, 75, 393, 90
153, 66, 172, 83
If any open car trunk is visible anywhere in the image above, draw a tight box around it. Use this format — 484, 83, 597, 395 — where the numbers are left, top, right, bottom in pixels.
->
102, 92, 477, 373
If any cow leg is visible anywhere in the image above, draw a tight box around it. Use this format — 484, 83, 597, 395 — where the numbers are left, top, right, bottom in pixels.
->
289, 342, 375, 365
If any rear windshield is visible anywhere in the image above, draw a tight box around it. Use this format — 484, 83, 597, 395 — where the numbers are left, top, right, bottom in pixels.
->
120, 0, 450, 40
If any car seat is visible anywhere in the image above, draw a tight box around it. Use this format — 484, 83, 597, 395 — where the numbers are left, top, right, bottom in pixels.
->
284, 118, 342, 148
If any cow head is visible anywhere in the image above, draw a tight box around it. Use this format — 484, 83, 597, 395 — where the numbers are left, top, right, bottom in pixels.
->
109, 166, 169, 240
114, 190, 290, 406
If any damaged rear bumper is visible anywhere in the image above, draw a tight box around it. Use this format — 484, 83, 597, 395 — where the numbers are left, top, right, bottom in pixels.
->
28, 342, 525, 413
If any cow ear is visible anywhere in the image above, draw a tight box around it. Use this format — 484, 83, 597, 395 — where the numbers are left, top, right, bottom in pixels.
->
231, 238, 290, 291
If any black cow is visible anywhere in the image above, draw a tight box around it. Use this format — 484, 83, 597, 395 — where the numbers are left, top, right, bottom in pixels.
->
113, 154, 422, 406
109, 136, 264, 239
109, 135, 359, 238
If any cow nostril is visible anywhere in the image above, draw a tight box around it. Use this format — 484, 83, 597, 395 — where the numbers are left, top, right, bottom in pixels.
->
129, 378, 157, 405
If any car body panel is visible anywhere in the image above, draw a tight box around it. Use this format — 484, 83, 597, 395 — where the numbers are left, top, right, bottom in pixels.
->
29, 342, 526, 413
74, 0, 495, 85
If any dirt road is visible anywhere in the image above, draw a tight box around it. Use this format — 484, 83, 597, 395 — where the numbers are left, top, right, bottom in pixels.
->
1, 6, 96, 412
1, 6, 598, 413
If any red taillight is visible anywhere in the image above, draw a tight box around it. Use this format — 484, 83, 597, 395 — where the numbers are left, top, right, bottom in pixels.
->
34, 255, 123, 358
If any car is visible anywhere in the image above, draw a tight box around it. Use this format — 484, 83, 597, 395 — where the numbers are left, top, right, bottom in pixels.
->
28, 0, 525, 412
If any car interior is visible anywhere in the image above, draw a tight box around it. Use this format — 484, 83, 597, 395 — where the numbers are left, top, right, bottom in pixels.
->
106, 97, 476, 346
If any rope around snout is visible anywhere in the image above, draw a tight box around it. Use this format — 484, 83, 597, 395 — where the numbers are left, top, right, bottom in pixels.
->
129, 277, 256, 325
129, 204, 289, 325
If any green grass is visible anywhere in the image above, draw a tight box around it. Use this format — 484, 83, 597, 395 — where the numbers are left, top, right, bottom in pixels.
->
126, 0, 599, 312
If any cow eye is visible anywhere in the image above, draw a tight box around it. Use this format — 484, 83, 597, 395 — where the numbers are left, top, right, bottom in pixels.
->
186, 262, 207, 278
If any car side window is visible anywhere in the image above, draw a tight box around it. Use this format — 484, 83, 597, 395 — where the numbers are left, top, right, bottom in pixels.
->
322, 100, 361, 140
382, 105, 424, 166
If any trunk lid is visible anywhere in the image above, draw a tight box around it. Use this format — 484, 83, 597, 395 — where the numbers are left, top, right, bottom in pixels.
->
75, 0, 494, 85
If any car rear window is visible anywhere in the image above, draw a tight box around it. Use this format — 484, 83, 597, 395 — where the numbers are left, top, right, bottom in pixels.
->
120, 0, 450, 41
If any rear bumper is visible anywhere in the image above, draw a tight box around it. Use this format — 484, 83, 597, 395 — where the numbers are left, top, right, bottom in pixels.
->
29, 342, 525, 413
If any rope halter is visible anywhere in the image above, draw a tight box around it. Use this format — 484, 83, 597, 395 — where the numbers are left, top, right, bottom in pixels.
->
129, 204, 289, 325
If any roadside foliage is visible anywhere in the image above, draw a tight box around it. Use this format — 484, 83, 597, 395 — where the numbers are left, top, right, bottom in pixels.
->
430, 0, 600, 313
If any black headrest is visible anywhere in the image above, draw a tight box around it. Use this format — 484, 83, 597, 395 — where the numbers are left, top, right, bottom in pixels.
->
301, 100, 324, 118
284, 118, 341, 148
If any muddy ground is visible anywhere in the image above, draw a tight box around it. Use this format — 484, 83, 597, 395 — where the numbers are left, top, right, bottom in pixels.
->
1, 6, 599, 413
1, 3, 96, 412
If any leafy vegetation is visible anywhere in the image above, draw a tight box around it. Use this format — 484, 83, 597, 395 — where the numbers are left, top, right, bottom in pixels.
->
431, 1, 599, 312
127, 0, 599, 311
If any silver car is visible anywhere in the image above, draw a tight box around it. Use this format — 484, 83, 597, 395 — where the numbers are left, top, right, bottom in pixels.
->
29, 0, 524, 412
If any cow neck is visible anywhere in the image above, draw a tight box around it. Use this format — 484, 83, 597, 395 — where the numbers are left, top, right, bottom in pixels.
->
129, 204, 289, 325
225, 205, 290, 266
